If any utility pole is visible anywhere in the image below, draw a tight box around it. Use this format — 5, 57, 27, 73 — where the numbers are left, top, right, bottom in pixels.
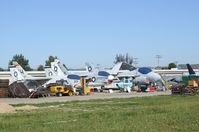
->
155, 55, 162, 67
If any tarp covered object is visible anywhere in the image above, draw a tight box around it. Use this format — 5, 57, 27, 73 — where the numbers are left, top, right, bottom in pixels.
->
8, 82, 30, 98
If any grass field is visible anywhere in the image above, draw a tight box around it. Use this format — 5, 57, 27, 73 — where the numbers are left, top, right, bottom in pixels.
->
0, 95, 199, 132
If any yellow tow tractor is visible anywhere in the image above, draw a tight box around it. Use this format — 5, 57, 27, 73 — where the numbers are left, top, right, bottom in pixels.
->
49, 80, 75, 97
76, 76, 92, 95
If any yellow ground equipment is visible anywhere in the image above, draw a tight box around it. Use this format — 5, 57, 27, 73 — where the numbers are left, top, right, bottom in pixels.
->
188, 80, 199, 88
172, 79, 199, 95
49, 80, 75, 96
79, 76, 91, 95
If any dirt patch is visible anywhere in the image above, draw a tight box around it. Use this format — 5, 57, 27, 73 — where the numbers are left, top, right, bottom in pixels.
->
0, 102, 15, 114
15, 105, 39, 111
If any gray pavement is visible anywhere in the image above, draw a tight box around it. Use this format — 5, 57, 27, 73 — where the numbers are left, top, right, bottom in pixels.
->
0, 91, 171, 105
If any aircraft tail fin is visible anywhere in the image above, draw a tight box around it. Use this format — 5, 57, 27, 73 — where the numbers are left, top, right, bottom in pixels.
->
51, 59, 68, 76
186, 64, 196, 75
110, 62, 122, 75
45, 67, 56, 78
9, 61, 26, 82
85, 63, 95, 73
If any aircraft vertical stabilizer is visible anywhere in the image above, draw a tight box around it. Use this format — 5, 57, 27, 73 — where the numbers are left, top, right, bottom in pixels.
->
51, 59, 67, 76
186, 64, 196, 75
9, 62, 27, 82
45, 67, 56, 78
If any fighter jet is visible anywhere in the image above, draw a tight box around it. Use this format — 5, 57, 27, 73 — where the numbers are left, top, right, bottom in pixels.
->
98, 62, 166, 91
45, 59, 105, 88
44, 65, 80, 88
48, 59, 104, 82
10, 61, 80, 90
99, 62, 138, 79
9, 61, 53, 93
9, 62, 51, 84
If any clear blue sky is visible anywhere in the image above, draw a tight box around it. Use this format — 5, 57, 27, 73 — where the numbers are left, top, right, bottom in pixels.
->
0, 0, 199, 69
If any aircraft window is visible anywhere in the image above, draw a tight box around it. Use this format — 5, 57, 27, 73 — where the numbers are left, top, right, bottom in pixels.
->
119, 63, 136, 71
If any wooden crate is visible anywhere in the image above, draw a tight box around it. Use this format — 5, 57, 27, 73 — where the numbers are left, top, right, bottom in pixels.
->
0, 79, 9, 97
0, 88, 8, 97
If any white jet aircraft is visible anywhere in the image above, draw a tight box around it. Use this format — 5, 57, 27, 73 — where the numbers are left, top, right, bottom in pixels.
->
9, 62, 51, 84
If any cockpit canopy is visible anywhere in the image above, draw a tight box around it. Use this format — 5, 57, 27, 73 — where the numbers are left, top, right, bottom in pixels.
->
138, 67, 152, 74
119, 63, 136, 71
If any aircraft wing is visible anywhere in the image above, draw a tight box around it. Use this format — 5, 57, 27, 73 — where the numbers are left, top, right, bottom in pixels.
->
88, 82, 105, 87
68, 71, 89, 77
25, 77, 52, 81
117, 72, 139, 78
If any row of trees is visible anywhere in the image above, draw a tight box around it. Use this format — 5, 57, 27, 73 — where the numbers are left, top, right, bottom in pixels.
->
1, 54, 58, 71
0, 53, 177, 71
114, 53, 177, 69
37, 56, 58, 71
114, 53, 134, 65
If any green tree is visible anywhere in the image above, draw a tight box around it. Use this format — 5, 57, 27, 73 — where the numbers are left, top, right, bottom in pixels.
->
37, 65, 44, 71
168, 63, 177, 69
45, 56, 58, 66
114, 53, 133, 65
0, 67, 4, 71
9, 54, 32, 71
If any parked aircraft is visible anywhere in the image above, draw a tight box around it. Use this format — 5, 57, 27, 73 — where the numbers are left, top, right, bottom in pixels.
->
133, 67, 166, 91
99, 62, 162, 82
9, 62, 51, 92
10, 61, 80, 90
168, 64, 199, 86
99, 62, 166, 91
46, 60, 166, 91
9, 62, 50, 84
44, 60, 95, 88
181, 64, 199, 85
44, 66, 80, 88
134, 67, 163, 82
47, 59, 105, 83
100, 62, 138, 79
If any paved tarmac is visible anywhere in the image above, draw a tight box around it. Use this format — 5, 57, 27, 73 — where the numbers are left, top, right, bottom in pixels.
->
0, 91, 171, 105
